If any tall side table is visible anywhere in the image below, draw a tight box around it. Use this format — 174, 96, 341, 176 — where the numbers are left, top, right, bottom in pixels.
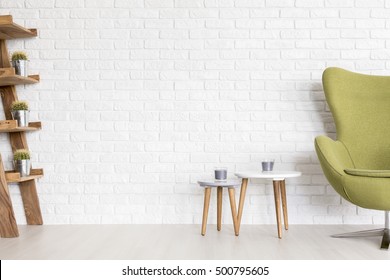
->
234, 171, 301, 239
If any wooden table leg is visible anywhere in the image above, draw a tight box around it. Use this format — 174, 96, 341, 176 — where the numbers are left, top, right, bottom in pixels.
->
273, 180, 282, 239
228, 188, 239, 236
217, 186, 222, 231
237, 178, 248, 234
201, 187, 212, 236
280, 180, 288, 230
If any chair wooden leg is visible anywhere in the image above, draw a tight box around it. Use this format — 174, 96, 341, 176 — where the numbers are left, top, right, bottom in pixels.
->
237, 178, 248, 234
273, 180, 282, 239
201, 187, 211, 236
228, 188, 239, 236
217, 186, 222, 231
280, 180, 288, 230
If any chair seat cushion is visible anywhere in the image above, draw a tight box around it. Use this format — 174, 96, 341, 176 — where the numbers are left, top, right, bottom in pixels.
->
344, 168, 390, 178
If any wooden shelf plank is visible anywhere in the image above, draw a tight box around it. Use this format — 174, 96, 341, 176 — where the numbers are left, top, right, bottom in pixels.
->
5, 169, 44, 183
0, 120, 41, 133
0, 73, 39, 87
0, 15, 37, 39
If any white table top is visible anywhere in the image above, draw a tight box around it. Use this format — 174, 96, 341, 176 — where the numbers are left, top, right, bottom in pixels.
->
198, 180, 242, 187
234, 171, 302, 180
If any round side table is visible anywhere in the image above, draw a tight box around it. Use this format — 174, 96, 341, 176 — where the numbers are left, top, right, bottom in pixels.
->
197, 180, 242, 236
234, 171, 302, 239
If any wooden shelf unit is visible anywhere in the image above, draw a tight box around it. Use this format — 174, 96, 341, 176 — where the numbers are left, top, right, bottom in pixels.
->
0, 15, 43, 238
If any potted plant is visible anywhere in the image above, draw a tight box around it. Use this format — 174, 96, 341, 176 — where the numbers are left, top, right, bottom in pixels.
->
14, 149, 31, 177
11, 100, 29, 127
11, 51, 28, 77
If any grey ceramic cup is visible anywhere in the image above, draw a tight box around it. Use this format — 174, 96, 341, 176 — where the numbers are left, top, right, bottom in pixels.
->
261, 160, 275, 172
214, 167, 227, 181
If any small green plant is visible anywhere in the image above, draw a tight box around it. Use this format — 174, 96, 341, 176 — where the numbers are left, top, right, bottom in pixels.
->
14, 149, 30, 161
11, 100, 29, 111
11, 51, 28, 61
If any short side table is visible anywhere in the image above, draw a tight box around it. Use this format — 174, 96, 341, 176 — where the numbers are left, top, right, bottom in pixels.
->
234, 171, 301, 239
197, 180, 242, 236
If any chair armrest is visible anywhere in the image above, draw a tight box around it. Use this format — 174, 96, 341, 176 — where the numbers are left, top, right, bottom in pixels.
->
315, 136, 355, 202
315, 136, 354, 176
344, 168, 390, 178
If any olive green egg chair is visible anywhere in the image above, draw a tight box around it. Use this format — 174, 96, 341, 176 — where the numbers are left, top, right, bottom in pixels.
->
315, 67, 390, 249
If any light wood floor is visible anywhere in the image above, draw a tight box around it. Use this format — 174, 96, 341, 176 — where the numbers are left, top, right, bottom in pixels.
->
0, 225, 389, 260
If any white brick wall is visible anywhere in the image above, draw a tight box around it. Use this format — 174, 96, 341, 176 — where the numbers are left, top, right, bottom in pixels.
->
0, 0, 386, 225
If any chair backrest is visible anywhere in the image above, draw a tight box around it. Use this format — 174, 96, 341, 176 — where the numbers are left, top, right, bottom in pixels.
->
323, 67, 390, 169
